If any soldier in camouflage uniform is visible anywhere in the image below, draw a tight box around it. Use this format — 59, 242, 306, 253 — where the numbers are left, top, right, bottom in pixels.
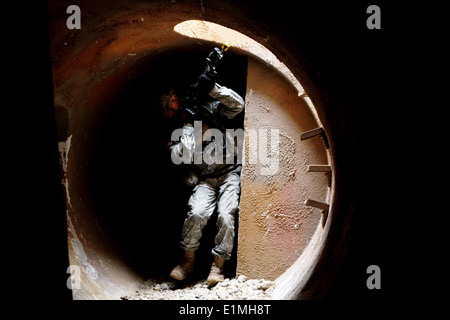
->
162, 73, 245, 286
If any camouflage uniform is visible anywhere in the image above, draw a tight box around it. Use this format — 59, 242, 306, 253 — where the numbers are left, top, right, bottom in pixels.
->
171, 83, 245, 260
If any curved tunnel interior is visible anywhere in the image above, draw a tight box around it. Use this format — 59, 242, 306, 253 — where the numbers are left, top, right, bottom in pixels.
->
87, 48, 248, 280
49, 0, 359, 300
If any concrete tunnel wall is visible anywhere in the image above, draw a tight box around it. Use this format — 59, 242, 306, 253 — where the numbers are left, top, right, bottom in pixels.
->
48, 0, 357, 300
237, 57, 329, 281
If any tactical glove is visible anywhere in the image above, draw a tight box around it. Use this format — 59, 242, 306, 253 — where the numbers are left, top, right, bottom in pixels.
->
197, 71, 216, 94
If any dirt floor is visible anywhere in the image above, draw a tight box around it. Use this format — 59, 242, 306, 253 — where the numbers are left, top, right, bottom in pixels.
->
121, 275, 274, 300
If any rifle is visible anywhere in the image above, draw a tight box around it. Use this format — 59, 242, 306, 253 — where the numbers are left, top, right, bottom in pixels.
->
181, 43, 230, 121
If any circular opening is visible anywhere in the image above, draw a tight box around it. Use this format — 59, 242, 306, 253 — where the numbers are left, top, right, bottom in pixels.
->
50, 2, 354, 300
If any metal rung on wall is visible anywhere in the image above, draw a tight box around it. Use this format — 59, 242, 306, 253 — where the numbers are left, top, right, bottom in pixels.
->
307, 164, 332, 187
304, 199, 329, 212
300, 127, 329, 149
307, 165, 331, 172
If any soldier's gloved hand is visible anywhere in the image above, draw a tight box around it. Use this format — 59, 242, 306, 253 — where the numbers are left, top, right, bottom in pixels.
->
197, 71, 216, 94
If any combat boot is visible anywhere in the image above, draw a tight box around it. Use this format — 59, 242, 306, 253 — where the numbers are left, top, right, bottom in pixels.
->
207, 256, 225, 287
170, 249, 195, 281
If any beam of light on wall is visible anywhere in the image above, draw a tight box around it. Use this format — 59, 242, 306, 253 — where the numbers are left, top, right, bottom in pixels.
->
174, 20, 322, 125
174, 20, 304, 94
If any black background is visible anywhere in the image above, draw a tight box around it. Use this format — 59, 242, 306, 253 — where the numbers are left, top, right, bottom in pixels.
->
4, 0, 419, 316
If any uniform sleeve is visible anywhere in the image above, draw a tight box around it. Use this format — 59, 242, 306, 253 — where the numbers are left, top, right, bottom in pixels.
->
208, 83, 245, 119
170, 124, 195, 164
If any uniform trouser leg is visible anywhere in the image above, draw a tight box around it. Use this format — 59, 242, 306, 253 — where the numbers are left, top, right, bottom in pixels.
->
212, 172, 241, 260
180, 171, 241, 260
180, 181, 217, 251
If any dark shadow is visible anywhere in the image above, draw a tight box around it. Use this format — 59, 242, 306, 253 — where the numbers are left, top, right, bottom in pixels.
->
88, 47, 247, 280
